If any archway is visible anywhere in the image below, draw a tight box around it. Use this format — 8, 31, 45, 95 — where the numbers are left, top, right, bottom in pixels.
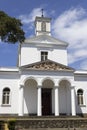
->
59, 79, 71, 115
24, 78, 37, 115
42, 79, 54, 115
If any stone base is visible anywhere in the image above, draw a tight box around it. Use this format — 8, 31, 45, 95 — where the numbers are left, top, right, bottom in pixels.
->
1, 116, 87, 130
15, 118, 87, 129
15, 128, 87, 130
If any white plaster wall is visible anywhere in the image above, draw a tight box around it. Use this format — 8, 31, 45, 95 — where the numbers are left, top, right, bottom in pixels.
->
21, 44, 68, 66
0, 73, 19, 114
74, 75, 87, 114
46, 22, 50, 32
36, 21, 41, 31
21, 70, 74, 87
51, 47, 68, 65
21, 45, 39, 66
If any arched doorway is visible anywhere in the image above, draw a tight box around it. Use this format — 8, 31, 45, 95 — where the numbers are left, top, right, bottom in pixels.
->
24, 78, 37, 115
42, 79, 54, 115
59, 80, 71, 115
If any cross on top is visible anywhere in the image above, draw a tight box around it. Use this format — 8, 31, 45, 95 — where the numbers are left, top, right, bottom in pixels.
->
41, 9, 44, 17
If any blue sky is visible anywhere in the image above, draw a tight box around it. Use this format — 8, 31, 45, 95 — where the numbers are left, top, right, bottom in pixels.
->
0, 0, 87, 70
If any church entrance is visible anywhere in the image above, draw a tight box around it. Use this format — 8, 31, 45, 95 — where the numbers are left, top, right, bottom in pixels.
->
42, 88, 52, 115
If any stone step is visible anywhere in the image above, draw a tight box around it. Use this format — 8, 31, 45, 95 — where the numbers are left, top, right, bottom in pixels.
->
15, 118, 87, 129
0, 116, 87, 130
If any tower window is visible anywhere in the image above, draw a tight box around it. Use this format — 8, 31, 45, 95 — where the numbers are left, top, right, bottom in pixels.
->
41, 21, 46, 32
2, 88, 10, 105
41, 52, 48, 61
77, 89, 83, 105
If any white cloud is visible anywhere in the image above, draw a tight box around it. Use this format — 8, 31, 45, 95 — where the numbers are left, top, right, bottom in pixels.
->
52, 8, 87, 69
19, 7, 47, 24
80, 60, 87, 70
19, 7, 47, 32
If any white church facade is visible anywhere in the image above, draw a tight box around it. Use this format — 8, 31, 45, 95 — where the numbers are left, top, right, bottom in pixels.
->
0, 15, 87, 117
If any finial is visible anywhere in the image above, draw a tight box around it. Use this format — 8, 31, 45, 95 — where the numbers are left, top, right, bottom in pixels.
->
41, 9, 44, 17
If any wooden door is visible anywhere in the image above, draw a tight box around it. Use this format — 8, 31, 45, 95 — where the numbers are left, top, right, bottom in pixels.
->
42, 88, 52, 115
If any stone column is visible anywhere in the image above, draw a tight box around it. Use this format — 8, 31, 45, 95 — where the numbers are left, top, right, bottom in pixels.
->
37, 86, 42, 116
18, 85, 24, 116
71, 86, 76, 116
54, 86, 59, 116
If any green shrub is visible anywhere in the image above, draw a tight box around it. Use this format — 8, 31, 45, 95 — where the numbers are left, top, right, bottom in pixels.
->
8, 119, 16, 130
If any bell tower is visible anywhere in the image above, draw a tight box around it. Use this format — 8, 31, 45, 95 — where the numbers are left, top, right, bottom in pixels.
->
35, 9, 51, 36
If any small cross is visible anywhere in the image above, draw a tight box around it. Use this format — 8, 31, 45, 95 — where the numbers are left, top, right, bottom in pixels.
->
41, 9, 44, 17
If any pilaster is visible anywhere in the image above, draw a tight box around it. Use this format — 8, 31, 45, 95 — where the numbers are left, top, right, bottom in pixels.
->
37, 86, 42, 116
18, 85, 24, 116
71, 86, 76, 116
54, 86, 59, 116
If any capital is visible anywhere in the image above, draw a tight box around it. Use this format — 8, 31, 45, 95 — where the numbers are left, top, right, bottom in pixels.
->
37, 86, 42, 89
54, 86, 59, 89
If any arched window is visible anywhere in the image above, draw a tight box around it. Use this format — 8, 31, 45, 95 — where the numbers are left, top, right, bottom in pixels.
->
77, 89, 83, 105
2, 88, 10, 105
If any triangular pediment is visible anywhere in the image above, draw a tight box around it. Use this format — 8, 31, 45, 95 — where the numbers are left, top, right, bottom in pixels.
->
21, 59, 74, 71
24, 35, 68, 46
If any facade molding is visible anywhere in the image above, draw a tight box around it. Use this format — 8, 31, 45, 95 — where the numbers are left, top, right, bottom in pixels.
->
20, 76, 38, 86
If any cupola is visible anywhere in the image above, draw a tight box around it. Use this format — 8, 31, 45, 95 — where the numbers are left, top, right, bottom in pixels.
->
35, 10, 51, 36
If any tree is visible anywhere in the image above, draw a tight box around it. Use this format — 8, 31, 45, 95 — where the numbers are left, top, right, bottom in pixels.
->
0, 11, 25, 43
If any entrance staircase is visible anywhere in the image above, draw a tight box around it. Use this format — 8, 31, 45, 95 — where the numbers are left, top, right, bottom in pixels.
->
0, 116, 87, 130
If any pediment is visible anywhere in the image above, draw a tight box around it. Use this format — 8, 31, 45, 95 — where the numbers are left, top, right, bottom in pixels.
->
24, 35, 68, 46
21, 60, 74, 71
